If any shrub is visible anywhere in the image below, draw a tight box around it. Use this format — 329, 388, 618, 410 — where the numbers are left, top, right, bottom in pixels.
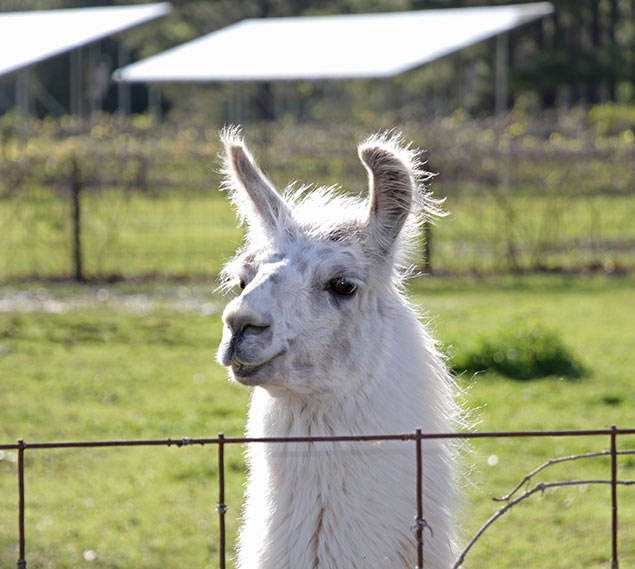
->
451, 319, 585, 380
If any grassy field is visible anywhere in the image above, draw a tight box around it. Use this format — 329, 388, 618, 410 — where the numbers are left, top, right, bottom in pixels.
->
1, 274, 634, 568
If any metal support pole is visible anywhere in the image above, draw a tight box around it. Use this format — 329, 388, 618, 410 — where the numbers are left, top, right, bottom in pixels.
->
415, 428, 424, 569
87, 42, 100, 115
148, 85, 161, 119
15, 69, 32, 118
70, 48, 83, 117
117, 43, 130, 115
495, 33, 509, 114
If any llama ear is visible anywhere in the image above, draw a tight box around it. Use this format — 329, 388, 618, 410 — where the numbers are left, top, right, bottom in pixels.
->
220, 127, 289, 232
359, 138, 414, 256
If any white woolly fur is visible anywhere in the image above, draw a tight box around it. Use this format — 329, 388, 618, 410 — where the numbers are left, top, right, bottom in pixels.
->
217, 126, 463, 569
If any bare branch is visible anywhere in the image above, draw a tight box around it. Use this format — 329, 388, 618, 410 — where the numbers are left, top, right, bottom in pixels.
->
454, 478, 635, 569
494, 449, 635, 502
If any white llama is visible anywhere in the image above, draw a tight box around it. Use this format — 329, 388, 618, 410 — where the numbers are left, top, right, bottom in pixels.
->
217, 127, 461, 569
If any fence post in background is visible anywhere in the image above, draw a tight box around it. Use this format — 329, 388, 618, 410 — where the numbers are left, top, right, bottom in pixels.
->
70, 158, 85, 282
422, 222, 432, 274
217, 433, 227, 569
17, 439, 26, 569
611, 425, 619, 569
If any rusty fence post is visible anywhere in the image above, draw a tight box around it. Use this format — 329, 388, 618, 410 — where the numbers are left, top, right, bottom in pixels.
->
17, 439, 26, 569
415, 428, 424, 569
217, 433, 227, 569
610, 425, 618, 569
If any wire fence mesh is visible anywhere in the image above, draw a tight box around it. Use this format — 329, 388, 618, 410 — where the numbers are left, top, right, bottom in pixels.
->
2, 426, 634, 569
2, 114, 634, 282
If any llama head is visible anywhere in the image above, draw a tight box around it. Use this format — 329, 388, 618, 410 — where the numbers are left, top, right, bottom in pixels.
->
217, 127, 440, 398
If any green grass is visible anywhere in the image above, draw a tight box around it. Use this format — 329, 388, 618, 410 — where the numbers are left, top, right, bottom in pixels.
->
1, 275, 634, 568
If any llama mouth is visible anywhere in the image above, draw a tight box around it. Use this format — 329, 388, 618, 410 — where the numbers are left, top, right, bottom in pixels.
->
231, 352, 283, 381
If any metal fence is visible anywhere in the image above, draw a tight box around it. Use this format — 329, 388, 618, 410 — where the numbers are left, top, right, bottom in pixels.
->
2, 426, 634, 569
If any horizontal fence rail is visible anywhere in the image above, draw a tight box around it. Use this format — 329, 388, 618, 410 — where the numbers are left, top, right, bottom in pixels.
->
2, 426, 634, 569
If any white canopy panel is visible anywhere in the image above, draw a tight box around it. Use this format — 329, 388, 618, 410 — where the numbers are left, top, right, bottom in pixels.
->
114, 2, 553, 83
0, 2, 171, 78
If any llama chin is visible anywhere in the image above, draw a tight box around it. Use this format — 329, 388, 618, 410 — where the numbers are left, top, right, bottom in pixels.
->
217, 126, 462, 569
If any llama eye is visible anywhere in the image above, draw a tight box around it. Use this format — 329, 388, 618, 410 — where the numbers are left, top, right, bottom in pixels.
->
239, 279, 247, 290
328, 277, 357, 296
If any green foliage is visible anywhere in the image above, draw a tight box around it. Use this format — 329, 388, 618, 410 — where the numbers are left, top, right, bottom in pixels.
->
451, 318, 585, 380
588, 102, 635, 135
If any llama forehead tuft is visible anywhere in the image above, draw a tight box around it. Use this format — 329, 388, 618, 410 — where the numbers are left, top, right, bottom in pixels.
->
285, 185, 365, 239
